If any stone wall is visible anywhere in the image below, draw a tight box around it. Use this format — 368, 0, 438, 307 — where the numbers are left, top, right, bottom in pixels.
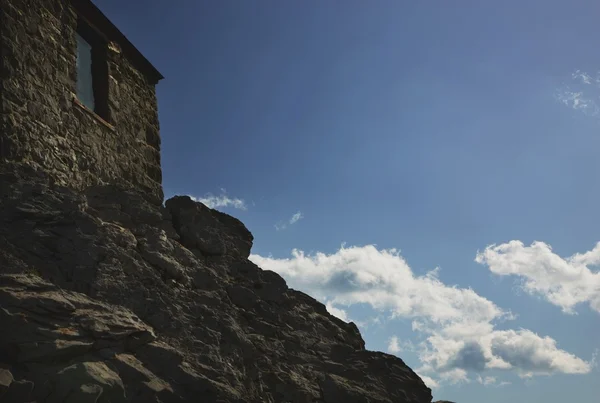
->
0, 0, 163, 205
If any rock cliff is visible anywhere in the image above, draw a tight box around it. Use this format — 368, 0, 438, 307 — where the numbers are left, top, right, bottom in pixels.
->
0, 163, 433, 403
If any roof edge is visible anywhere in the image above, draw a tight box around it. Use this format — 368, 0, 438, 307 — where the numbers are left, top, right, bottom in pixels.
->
71, 0, 164, 84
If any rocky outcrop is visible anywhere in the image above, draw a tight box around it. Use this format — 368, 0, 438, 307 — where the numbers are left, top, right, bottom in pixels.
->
166, 196, 254, 259
0, 164, 433, 403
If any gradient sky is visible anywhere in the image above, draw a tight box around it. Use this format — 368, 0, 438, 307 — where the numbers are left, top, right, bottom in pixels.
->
95, 1, 600, 402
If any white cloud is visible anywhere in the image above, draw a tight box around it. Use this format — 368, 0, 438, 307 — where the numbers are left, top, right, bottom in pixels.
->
252, 246, 503, 325
249, 244, 593, 386
290, 211, 303, 224
275, 211, 304, 231
476, 241, 600, 314
476, 375, 496, 385
591, 348, 599, 370
416, 372, 439, 389
325, 301, 349, 322
476, 375, 511, 387
353, 315, 385, 331
387, 336, 401, 354
190, 190, 247, 211
440, 368, 470, 384
489, 329, 590, 377
555, 90, 599, 115
387, 335, 416, 355
572, 70, 593, 85
556, 69, 600, 116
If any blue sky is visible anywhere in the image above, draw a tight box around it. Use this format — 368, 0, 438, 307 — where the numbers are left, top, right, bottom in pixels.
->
96, 1, 600, 401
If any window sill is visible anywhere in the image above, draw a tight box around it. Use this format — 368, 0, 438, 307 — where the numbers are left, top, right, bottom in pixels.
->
72, 96, 115, 131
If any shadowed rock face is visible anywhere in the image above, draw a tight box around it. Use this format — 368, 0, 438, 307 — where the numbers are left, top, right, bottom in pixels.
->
0, 164, 434, 402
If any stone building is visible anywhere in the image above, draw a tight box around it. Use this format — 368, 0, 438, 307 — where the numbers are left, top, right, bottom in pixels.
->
0, 0, 164, 205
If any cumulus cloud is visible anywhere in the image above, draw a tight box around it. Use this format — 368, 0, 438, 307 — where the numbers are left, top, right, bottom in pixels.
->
252, 246, 503, 324
387, 335, 416, 355
476, 241, 600, 314
489, 329, 590, 377
446, 341, 488, 372
440, 368, 470, 384
249, 245, 593, 386
325, 301, 349, 322
387, 336, 401, 354
416, 372, 439, 389
275, 211, 303, 231
190, 189, 247, 211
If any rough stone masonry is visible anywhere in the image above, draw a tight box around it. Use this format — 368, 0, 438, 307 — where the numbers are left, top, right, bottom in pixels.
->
1, 0, 163, 205
0, 0, 442, 402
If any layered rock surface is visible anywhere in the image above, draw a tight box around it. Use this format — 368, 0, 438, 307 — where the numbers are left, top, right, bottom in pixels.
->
0, 164, 433, 402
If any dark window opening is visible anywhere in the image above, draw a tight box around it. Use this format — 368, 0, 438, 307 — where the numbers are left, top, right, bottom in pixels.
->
76, 20, 109, 121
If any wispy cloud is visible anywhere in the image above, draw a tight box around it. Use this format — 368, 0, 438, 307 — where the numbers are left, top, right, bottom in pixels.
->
249, 245, 593, 387
275, 211, 304, 231
476, 375, 510, 387
591, 348, 599, 370
190, 188, 247, 211
556, 69, 600, 116
477, 375, 497, 386
572, 70, 595, 85
352, 315, 386, 331
290, 211, 303, 225
476, 241, 600, 314
555, 90, 599, 115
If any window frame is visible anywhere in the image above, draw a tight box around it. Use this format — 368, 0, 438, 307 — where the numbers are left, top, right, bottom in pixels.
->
75, 18, 110, 123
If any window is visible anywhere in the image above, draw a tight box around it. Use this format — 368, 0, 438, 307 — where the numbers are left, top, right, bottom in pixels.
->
76, 20, 109, 120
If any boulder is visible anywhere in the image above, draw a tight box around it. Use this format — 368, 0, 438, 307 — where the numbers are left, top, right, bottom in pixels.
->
165, 196, 253, 259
